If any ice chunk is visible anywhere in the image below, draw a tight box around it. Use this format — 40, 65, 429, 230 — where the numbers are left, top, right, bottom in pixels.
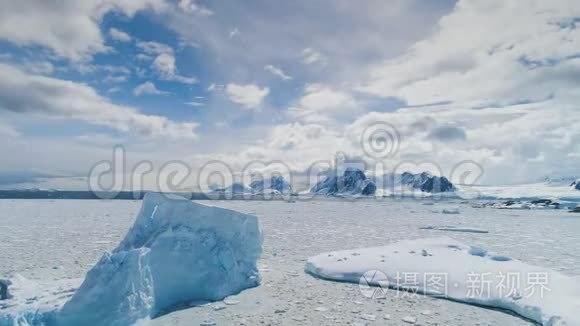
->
0, 276, 80, 326
0, 279, 11, 300
420, 225, 489, 234
305, 237, 580, 326
57, 193, 262, 326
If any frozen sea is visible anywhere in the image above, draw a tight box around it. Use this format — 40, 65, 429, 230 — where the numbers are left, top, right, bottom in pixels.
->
1, 198, 579, 325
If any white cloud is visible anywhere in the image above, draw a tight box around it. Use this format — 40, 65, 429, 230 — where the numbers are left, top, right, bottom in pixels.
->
264, 64, 292, 80
109, 27, 132, 42
0, 120, 19, 138
225, 83, 269, 110
288, 84, 359, 124
207, 83, 225, 92
136, 40, 173, 55
0, 64, 197, 139
20, 61, 54, 75
150, 50, 197, 84
152, 53, 176, 76
136, 53, 153, 61
133, 81, 169, 96
185, 101, 204, 107
302, 48, 325, 65
358, 0, 580, 108
229, 27, 240, 39
178, 0, 213, 16
107, 86, 122, 93
0, 0, 168, 61
104, 75, 127, 83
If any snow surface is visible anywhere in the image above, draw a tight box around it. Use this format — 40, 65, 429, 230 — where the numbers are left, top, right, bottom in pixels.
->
305, 237, 580, 326
1, 198, 579, 325
461, 183, 580, 203
0, 193, 262, 326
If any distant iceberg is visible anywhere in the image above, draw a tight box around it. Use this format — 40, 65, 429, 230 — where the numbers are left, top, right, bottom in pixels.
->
1, 193, 262, 326
310, 168, 376, 196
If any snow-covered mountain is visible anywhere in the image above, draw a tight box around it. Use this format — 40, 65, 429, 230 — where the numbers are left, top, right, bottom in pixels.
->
250, 176, 293, 194
310, 168, 376, 196
542, 176, 580, 191
377, 172, 455, 193
401, 172, 455, 193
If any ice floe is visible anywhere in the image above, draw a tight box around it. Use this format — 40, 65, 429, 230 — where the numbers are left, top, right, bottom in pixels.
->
305, 237, 580, 325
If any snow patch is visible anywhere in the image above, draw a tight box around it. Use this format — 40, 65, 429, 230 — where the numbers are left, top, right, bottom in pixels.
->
305, 237, 580, 326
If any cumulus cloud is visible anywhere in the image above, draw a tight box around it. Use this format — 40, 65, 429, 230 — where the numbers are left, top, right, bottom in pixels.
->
136, 40, 173, 55
152, 53, 197, 84
136, 41, 197, 84
133, 81, 169, 96
264, 65, 292, 80
109, 27, 132, 42
20, 61, 54, 75
0, 64, 197, 139
226, 83, 269, 109
358, 0, 580, 108
0, 0, 168, 61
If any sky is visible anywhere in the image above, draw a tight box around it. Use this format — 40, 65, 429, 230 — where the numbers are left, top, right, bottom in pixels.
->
0, 0, 579, 191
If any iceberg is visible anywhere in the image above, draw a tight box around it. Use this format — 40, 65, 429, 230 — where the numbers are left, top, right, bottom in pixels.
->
1, 193, 262, 326
305, 237, 580, 326
310, 168, 376, 196
59, 193, 262, 325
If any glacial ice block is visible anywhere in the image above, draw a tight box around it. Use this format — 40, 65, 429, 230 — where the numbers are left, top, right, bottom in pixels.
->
58, 193, 262, 326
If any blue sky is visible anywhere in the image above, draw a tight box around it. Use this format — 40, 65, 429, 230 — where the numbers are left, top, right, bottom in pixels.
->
0, 0, 579, 190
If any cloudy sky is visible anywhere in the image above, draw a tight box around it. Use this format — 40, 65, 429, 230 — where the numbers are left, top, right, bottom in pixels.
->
0, 0, 579, 190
